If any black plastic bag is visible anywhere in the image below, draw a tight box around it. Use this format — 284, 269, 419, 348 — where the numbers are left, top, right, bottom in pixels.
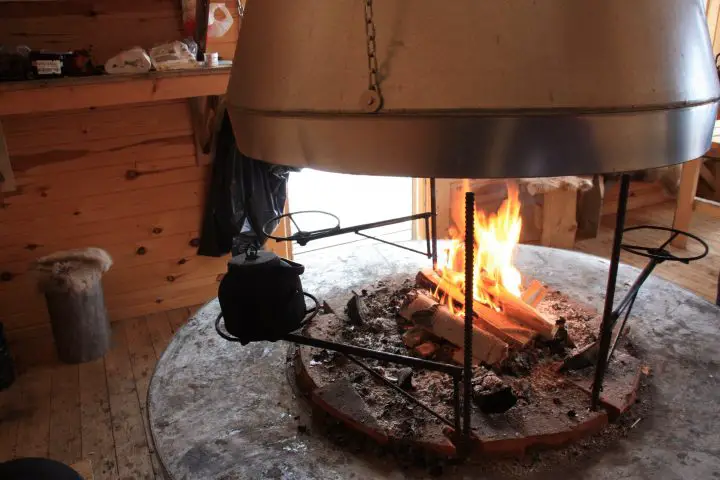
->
198, 111, 294, 257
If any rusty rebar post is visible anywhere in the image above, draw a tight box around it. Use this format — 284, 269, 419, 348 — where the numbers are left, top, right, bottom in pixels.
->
462, 191, 475, 445
431, 178, 438, 269
592, 174, 630, 409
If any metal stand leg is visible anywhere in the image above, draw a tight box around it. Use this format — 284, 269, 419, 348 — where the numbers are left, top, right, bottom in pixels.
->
462, 191, 475, 447
591, 174, 631, 410
431, 178, 439, 269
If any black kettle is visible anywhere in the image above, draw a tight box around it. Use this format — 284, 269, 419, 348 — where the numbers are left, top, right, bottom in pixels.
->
216, 248, 315, 344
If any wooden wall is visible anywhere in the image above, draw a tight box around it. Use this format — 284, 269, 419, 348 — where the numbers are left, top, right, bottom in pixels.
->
0, 0, 241, 64
0, 0, 241, 345
0, 101, 229, 343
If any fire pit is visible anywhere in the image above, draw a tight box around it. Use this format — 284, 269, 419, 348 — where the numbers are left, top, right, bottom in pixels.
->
147, 241, 720, 479
283, 183, 653, 458
293, 272, 639, 457
208, 176, 709, 462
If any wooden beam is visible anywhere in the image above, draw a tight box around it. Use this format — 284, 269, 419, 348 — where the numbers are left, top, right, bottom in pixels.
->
411, 178, 431, 240
709, 0, 720, 55
265, 199, 293, 260
694, 196, 720, 217
0, 67, 231, 116
187, 96, 222, 167
577, 174, 605, 239
672, 159, 702, 248
0, 119, 15, 193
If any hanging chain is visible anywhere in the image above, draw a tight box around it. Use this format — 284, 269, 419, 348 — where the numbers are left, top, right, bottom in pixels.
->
362, 0, 383, 112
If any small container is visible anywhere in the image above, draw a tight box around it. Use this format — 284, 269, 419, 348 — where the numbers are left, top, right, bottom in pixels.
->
29, 50, 70, 78
207, 52, 219, 68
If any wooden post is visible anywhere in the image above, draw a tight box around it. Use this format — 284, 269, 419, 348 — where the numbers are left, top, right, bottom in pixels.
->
672, 159, 702, 248
541, 187, 578, 249
0, 120, 16, 193
577, 174, 605, 239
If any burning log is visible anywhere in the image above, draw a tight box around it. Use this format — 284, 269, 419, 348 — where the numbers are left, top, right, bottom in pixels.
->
416, 268, 556, 346
399, 290, 508, 365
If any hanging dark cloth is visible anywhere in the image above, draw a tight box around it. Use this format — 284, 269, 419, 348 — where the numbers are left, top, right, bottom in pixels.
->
198, 111, 294, 257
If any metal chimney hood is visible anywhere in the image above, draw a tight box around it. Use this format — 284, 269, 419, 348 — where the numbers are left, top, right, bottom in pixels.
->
226, 0, 720, 178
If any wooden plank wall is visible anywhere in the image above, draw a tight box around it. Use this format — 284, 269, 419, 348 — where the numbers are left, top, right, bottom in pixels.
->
207, 1, 243, 61
0, 0, 240, 64
0, 0, 242, 344
0, 0, 184, 65
0, 101, 228, 343
707, 0, 720, 56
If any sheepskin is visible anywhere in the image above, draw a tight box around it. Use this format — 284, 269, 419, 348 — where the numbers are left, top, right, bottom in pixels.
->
519, 176, 594, 196
469, 176, 594, 196
35, 247, 113, 293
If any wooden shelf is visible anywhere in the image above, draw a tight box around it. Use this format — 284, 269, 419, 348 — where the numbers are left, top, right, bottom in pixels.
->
0, 66, 231, 116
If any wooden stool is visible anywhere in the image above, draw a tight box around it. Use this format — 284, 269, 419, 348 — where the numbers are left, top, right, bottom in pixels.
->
35, 248, 113, 364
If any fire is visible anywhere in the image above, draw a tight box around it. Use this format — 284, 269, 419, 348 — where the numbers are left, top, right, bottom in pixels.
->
436, 180, 523, 313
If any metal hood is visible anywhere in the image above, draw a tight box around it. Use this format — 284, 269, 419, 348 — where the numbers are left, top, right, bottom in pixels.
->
226, 0, 720, 178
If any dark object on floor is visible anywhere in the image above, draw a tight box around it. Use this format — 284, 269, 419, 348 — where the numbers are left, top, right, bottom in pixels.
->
0, 458, 84, 479
198, 111, 295, 257
217, 249, 309, 344
0, 322, 15, 390
397, 367, 414, 391
560, 342, 600, 372
346, 293, 369, 325
471, 369, 517, 414
34, 248, 113, 364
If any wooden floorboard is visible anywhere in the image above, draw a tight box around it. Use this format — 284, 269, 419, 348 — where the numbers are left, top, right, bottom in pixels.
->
0, 202, 716, 476
79, 357, 117, 480
576, 201, 719, 302
15, 367, 52, 459
0, 372, 22, 462
146, 312, 174, 359
48, 363, 81, 465
104, 321, 154, 479
126, 316, 164, 478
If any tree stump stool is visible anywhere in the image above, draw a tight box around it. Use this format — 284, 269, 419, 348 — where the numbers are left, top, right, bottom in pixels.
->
35, 248, 113, 364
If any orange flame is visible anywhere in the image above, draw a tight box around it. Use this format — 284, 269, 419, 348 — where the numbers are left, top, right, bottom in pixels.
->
437, 180, 523, 314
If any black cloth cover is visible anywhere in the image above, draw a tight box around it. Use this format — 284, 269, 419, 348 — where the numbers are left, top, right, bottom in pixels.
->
198, 111, 294, 257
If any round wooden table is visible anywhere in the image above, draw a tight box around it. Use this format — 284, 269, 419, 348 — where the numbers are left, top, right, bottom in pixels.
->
148, 243, 720, 479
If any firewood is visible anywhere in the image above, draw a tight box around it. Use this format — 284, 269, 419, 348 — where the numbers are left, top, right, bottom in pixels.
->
400, 290, 508, 365
451, 349, 480, 366
416, 269, 534, 346
417, 268, 556, 342
521, 279, 547, 308
493, 288, 555, 339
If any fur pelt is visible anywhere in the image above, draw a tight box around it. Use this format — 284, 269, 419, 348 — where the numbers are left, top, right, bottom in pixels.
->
35, 247, 113, 293
469, 176, 594, 195
520, 176, 594, 196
